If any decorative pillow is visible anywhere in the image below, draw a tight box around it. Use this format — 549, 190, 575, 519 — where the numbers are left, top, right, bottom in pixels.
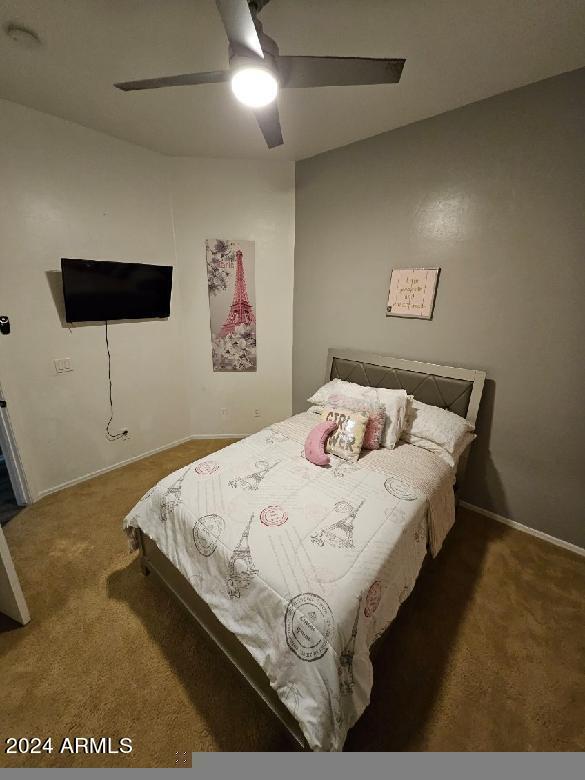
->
304, 421, 338, 467
373, 388, 409, 449
401, 399, 475, 461
320, 406, 368, 462
313, 395, 386, 450
308, 380, 408, 447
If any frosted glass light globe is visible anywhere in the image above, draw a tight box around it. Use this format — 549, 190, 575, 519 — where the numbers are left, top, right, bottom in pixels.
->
231, 67, 278, 108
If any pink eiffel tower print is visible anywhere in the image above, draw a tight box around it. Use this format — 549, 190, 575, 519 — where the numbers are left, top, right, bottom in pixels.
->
219, 249, 256, 337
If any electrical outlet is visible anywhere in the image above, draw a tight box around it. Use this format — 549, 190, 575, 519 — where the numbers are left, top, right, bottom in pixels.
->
254, 408, 261, 418
54, 357, 73, 374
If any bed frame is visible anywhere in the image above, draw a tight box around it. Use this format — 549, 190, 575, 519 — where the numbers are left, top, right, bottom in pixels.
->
324, 348, 486, 490
136, 348, 486, 751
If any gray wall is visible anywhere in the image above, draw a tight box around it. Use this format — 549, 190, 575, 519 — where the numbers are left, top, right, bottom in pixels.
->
293, 68, 585, 548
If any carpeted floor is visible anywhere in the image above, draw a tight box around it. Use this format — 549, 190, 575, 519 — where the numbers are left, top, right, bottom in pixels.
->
1, 439, 584, 767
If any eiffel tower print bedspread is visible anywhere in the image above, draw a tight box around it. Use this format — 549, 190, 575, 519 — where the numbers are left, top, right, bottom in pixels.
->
123, 411, 455, 751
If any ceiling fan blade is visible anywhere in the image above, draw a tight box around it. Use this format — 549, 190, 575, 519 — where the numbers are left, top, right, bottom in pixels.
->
215, 0, 264, 59
115, 70, 230, 91
253, 101, 284, 148
279, 56, 405, 88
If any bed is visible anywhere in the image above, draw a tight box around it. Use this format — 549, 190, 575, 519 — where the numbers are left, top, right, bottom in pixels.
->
123, 348, 485, 751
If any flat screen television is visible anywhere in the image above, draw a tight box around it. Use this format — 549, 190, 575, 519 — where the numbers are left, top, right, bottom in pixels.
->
61, 258, 173, 323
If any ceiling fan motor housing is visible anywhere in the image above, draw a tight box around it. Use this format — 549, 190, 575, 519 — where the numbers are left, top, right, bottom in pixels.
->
248, 0, 272, 16
228, 21, 280, 82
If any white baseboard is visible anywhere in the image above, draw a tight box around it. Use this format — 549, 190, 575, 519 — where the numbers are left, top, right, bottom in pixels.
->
459, 501, 585, 558
33, 447, 585, 561
36, 433, 244, 500
188, 434, 246, 440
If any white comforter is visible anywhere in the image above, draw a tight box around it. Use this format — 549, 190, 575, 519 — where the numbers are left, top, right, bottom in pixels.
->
123, 412, 455, 751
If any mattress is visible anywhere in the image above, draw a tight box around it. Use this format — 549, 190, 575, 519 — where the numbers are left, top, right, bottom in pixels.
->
123, 411, 455, 751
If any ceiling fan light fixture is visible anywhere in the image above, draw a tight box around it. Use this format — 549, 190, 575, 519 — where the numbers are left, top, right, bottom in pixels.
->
231, 66, 278, 108
113, 0, 406, 149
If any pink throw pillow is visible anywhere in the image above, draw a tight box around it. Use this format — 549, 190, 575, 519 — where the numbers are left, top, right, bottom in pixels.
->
362, 405, 386, 450
304, 421, 338, 466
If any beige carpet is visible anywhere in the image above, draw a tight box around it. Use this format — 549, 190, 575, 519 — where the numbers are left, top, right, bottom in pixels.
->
1, 439, 584, 766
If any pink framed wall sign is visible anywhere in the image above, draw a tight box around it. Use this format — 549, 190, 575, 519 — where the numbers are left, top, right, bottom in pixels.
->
386, 267, 440, 320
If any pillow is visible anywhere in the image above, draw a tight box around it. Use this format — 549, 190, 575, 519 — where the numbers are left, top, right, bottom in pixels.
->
401, 399, 475, 461
372, 388, 409, 449
304, 421, 338, 467
308, 379, 377, 407
405, 432, 476, 469
312, 395, 386, 450
307, 380, 407, 449
320, 406, 368, 462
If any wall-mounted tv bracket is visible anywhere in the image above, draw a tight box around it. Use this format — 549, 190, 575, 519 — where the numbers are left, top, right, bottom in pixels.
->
0, 316, 10, 335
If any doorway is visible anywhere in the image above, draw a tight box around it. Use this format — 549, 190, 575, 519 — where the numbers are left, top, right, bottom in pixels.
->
0, 445, 20, 526
0, 380, 31, 526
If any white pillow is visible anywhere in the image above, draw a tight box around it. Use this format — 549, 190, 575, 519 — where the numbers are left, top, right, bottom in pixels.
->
372, 388, 409, 449
404, 432, 476, 469
307, 379, 377, 406
307, 380, 408, 449
401, 399, 475, 461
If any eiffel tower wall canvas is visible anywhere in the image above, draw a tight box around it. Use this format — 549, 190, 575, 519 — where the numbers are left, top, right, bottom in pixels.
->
205, 239, 257, 372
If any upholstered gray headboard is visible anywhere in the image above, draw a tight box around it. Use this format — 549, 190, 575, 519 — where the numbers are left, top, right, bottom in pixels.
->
326, 348, 486, 428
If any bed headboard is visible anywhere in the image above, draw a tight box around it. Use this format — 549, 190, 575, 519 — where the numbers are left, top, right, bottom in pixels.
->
325, 348, 486, 428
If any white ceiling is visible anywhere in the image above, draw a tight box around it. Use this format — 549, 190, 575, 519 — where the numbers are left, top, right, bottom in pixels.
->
1, 0, 584, 161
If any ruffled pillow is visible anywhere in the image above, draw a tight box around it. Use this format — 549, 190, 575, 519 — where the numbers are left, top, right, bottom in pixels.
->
372, 388, 409, 449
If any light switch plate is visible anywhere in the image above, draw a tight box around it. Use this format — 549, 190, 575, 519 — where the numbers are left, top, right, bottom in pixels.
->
54, 358, 73, 374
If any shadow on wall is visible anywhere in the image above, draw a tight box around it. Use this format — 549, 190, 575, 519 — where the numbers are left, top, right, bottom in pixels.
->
45, 270, 168, 329
463, 378, 509, 518
45, 270, 68, 327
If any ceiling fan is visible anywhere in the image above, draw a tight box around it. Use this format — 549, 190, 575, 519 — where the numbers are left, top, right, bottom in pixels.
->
114, 0, 405, 149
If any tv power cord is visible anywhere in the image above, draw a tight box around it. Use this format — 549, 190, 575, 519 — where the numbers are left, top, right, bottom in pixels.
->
104, 320, 129, 442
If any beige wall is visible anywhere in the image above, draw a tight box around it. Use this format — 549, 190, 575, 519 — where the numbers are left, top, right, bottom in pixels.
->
293, 68, 585, 548
169, 157, 295, 436
0, 99, 295, 499
0, 99, 188, 499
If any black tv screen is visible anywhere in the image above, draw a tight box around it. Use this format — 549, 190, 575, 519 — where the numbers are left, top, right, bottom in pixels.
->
61, 258, 173, 323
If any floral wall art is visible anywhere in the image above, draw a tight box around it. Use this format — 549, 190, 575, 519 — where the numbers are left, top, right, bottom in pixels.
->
205, 239, 257, 372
